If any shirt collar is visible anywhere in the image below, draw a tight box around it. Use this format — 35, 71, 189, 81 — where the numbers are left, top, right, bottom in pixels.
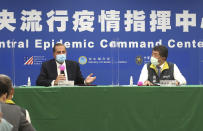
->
56, 61, 66, 68
159, 62, 164, 69
150, 61, 169, 72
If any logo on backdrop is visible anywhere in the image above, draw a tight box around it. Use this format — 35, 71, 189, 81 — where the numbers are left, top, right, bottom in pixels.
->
87, 57, 111, 64
78, 56, 87, 65
135, 56, 143, 65
143, 56, 151, 64
24, 56, 46, 65
78, 56, 128, 64
24, 56, 33, 65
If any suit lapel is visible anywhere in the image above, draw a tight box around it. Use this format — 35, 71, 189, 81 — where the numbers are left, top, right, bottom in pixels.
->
66, 60, 73, 80
50, 59, 58, 78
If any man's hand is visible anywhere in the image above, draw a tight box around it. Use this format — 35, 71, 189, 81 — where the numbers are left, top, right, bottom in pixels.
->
143, 80, 154, 86
85, 73, 96, 85
176, 80, 180, 86
54, 74, 66, 85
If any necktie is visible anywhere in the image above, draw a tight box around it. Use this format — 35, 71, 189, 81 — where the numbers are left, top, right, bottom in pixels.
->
157, 66, 161, 77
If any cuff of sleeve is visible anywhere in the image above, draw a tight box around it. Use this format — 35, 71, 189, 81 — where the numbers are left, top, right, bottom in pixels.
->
51, 80, 55, 86
84, 80, 87, 85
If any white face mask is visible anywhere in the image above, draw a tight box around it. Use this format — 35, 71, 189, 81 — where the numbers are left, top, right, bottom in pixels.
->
150, 56, 159, 66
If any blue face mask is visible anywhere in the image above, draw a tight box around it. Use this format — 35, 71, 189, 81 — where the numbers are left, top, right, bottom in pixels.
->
56, 54, 66, 63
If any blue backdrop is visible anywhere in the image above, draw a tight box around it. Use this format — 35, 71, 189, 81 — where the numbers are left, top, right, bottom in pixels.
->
0, 0, 203, 86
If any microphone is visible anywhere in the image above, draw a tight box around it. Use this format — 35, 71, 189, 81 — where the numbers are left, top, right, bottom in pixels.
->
137, 81, 143, 86
59, 65, 65, 75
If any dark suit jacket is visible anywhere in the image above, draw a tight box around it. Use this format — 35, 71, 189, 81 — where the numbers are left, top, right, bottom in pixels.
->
1, 102, 36, 131
36, 59, 85, 86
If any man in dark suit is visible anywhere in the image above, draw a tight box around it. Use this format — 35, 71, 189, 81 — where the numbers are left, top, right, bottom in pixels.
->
36, 43, 96, 86
0, 74, 36, 131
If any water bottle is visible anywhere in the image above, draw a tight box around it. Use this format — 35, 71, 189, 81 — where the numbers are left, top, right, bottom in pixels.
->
27, 76, 31, 86
130, 76, 133, 86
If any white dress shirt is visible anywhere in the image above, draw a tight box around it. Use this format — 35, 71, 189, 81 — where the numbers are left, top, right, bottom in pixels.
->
138, 62, 187, 85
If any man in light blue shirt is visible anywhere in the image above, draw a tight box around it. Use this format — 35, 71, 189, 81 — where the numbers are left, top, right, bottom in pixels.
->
0, 114, 13, 131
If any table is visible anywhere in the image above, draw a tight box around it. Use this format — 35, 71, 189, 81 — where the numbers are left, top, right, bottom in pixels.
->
14, 85, 203, 131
